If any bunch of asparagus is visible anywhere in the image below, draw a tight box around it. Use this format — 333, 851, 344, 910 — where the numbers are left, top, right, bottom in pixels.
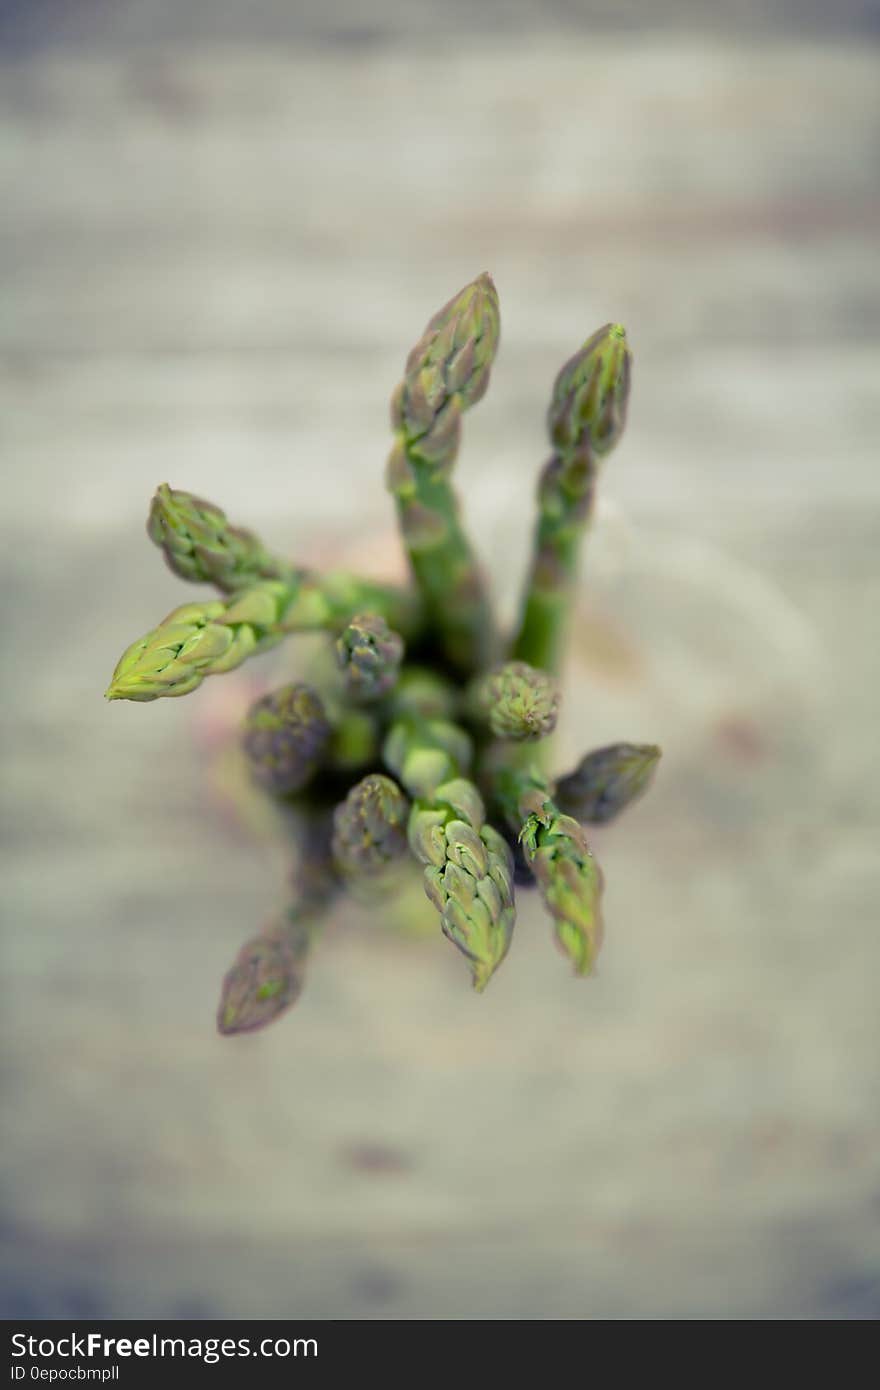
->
106, 274, 660, 1034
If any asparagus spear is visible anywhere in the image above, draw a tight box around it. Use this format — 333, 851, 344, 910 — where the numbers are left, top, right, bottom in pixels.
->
242, 683, 332, 796
332, 773, 410, 878
475, 660, 560, 742
217, 812, 339, 1036
335, 612, 404, 702
511, 323, 632, 674
383, 716, 515, 991
148, 484, 292, 591
555, 742, 661, 824
490, 760, 604, 976
386, 273, 500, 675
216, 925, 312, 1037
106, 572, 419, 703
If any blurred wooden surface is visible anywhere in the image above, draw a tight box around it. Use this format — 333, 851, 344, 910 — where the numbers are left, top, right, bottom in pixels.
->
1, 15, 879, 1319
3, 0, 879, 49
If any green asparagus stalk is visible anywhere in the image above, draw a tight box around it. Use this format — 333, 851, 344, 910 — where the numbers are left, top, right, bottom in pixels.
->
511, 323, 632, 674
555, 742, 661, 824
490, 759, 604, 976
217, 811, 338, 1036
386, 666, 460, 722
383, 716, 515, 991
332, 773, 410, 878
475, 660, 560, 742
242, 682, 332, 796
147, 483, 292, 591
106, 572, 419, 703
335, 612, 404, 702
386, 273, 500, 675
325, 708, 381, 775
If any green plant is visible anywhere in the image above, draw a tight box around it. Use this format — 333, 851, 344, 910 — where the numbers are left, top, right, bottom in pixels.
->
106, 274, 660, 1034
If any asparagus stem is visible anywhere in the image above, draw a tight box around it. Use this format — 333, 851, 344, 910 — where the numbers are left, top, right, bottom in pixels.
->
386, 273, 500, 675
511, 323, 632, 674
324, 707, 381, 776
383, 714, 515, 991
386, 666, 461, 723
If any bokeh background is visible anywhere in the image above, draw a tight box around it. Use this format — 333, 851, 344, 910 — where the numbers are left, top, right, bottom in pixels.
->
2, 0, 879, 1320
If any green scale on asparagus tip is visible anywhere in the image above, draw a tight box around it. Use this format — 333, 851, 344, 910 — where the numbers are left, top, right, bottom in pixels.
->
147, 483, 289, 592
335, 612, 404, 702
332, 774, 410, 877
242, 683, 332, 796
479, 661, 560, 741
556, 742, 661, 825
